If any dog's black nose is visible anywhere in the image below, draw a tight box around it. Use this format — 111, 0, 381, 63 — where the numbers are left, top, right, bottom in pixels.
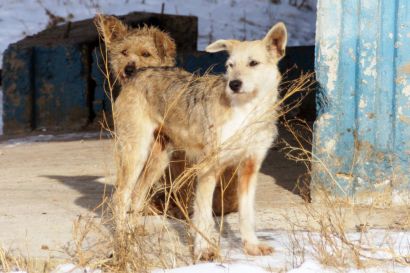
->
229, 80, 242, 93
124, 64, 136, 77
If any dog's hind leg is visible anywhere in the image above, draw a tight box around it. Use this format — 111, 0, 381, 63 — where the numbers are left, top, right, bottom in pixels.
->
238, 158, 273, 256
113, 121, 158, 232
131, 137, 170, 215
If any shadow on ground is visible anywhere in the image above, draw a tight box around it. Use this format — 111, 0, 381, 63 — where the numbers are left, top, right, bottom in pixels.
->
43, 175, 113, 213
260, 124, 312, 199
260, 146, 309, 196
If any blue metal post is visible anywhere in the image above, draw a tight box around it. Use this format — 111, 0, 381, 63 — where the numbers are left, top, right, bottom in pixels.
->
313, 0, 410, 205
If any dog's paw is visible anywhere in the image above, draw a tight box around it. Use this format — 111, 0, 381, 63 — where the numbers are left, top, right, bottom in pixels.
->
196, 248, 218, 261
243, 242, 274, 256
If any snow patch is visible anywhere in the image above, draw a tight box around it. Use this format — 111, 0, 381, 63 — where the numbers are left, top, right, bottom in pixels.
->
287, 259, 410, 273
1, 229, 409, 273
286, 260, 333, 273
0, 132, 106, 148
52, 264, 101, 273
153, 263, 269, 273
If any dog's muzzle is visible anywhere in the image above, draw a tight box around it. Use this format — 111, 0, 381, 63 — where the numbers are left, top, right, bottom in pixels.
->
124, 63, 136, 77
229, 80, 242, 93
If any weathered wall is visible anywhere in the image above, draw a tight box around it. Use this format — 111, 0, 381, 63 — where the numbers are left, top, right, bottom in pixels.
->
313, 0, 410, 205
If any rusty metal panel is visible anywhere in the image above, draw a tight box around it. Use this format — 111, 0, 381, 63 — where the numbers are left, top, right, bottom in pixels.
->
313, 0, 410, 205
2, 46, 34, 134
33, 45, 90, 130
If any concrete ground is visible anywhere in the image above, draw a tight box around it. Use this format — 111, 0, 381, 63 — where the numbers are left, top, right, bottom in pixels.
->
0, 136, 115, 259
0, 131, 408, 261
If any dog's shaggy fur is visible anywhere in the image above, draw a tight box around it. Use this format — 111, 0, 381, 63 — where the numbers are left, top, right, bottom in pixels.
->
96, 14, 239, 218
113, 22, 287, 259
95, 14, 176, 82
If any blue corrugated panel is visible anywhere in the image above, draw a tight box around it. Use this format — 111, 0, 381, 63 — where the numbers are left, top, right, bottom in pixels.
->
33, 45, 89, 130
2, 46, 34, 134
314, 0, 410, 205
2, 44, 90, 134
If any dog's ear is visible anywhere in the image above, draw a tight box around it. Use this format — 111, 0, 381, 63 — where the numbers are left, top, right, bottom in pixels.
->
94, 14, 128, 47
263, 22, 287, 60
153, 29, 176, 63
205, 40, 237, 53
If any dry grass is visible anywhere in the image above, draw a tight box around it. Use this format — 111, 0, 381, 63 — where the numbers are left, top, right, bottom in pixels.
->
0, 245, 58, 273
281, 119, 410, 271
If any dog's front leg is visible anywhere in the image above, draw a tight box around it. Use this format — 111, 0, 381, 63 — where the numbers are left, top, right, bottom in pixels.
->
238, 158, 273, 256
192, 170, 218, 260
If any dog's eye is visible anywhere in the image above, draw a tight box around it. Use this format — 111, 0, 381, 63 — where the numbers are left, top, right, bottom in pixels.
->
121, 50, 128, 56
226, 63, 233, 69
249, 60, 259, 67
142, 51, 151, 58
